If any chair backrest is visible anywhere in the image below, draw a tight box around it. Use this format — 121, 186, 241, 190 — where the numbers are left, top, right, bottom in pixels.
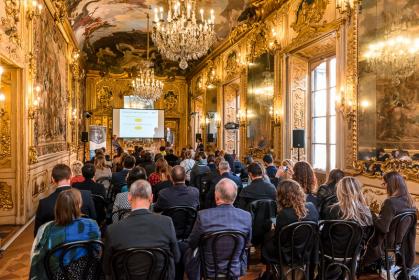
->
91, 194, 107, 224
195, 172, 211, 193
199, 230, 247, 280
96, 176, 111, 189
277, 221, 318, 277
319, 220, 363, 277
112, 208, 131, 223
44, 240, 104, 280
385, 210, 417, 251
161, 206, 197, 240
248, 199, 277, 245
111, 248, 170, 280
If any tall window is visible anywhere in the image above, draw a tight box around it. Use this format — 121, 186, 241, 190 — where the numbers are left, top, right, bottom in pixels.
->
311, 58, 336, 172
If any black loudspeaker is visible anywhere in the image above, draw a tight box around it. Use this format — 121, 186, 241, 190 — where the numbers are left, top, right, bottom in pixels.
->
292, 129, 305, 148
81, 131, 89, 143
207, 133, 214, 142
196, 133, 202, 141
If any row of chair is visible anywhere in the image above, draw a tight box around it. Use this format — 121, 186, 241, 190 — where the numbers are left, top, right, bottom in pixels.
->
43, 210, 416, 280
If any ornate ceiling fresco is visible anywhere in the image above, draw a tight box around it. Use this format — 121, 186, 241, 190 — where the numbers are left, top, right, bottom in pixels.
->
65, 0, 249, 76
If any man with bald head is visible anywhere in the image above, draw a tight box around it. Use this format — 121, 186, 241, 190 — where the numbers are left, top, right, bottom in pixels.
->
154, 165, 200, 212
103, 180, 179, 279
184, 178, 252, 279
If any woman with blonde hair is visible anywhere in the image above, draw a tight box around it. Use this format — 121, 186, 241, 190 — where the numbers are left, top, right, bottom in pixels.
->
324, 176, 372, 226
292, 161, 319, 207
30, 189, 100, 279
261, 179, 319, 268
70, 160, 84, 186
94, 154, 112, 180
180, 150, 195, 184
275, 159, 295, 180
148, 158, 171, 186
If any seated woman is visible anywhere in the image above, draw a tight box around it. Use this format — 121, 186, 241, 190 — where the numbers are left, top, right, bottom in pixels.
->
148, 158, 170, 186
363, 172, 416, 275
262, 179, 319, 266
152, 163, 173, 203
112, 166, 147, 222
317, 169, 345, 218
321, 176, 373, 280
292, 161, 319, 208
70, 160, 84, 186
275, 159, 294, 181
30, 189, 100, 279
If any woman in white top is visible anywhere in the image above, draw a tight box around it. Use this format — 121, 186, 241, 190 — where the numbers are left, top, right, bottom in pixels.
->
180, 150, 195, 183
94, 154, 112, 189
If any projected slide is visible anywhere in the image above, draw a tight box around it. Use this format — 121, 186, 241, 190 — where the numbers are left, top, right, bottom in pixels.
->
113, 109, 165, 138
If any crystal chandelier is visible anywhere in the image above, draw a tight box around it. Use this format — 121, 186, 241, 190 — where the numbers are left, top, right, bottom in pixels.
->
152, 0, 216, 70
131, 13, 164, 102
364, 15, 419, 86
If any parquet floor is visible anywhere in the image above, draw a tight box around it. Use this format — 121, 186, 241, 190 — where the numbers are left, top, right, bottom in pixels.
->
0, 222, 415, 280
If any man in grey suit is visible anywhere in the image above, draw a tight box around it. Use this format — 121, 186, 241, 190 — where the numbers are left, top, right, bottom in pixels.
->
184, 178, 252, 280
103, 180, 180, 280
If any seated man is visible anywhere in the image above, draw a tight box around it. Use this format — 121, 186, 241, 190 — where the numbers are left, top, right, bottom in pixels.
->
238, 162, 277, 210
263, 154, 278, 180
111, 155, 135, 190
34, 164, 96, 236
154, 166, 200, 212
73, 163, 106, 197
184, 178, 252, 280
205, 160, 243, 208
103, 180, 180, 279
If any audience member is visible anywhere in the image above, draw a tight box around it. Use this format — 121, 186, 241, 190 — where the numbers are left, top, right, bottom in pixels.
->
317, 168, 344, 217
275, 159, 294, 181
112, 167, 148, 220
34, 164, 96, 236
207, 154, 216, 172
184, 178, 252, 280
112, 146, 124, 172
152, 164, 173, 203
261, 179, 319, 266
363, 172, 417, 273
238, 162, 276, 210
180, 150, 195, 184
190, 151, 210, 188
140, 152, 156, 176
263, 154, 277, 179
165, 149, 179, 166
94, 154, 112, 182
159, 146, 167, 156
206, 160, 243, 208
103, 180, 180, 279
30, 189, 100, 279
224, 153, 235, 170
148, 158, 170, 186
73, 163, 106, 197
70, 160, 84, 186
154, 166, 200, 212
292, 161, 319, 208
111, 155, 135, 191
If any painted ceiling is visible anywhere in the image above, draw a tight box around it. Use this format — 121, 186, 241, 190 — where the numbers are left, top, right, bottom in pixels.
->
65, 0, 249, 75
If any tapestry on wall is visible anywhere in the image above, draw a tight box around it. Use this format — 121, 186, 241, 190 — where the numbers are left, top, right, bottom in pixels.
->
33, 7, 68, 156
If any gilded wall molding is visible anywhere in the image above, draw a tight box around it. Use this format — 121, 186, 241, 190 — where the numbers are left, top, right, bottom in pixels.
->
0, 110, 11, 162
1, 0, 21, 45
0, 181, 13, 210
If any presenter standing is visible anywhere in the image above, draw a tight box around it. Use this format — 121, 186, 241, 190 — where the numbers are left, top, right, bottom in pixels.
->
112, 134, 121, 152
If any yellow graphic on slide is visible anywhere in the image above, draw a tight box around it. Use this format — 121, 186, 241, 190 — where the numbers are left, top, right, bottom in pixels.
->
134, 118, 143, 130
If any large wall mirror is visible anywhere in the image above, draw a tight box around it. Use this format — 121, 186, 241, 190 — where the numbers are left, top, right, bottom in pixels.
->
247, 52, 274, 153
358, 0, 419, 162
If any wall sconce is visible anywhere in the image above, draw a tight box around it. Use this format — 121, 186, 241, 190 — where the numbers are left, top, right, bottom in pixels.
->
336, 0, 359, 13
27, 0, 43, 21
28, 85, 41, 119
237, 110, 246, 126
0, 66, 4, 85
268, 28, 281, 51
269, 106, 282, 127
70, 108, 78, 126
215, 115, 221, 129
0, 92, 6, 117
336, 92, 356, 121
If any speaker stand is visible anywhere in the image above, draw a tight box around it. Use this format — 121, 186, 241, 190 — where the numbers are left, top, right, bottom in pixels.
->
83, 142, 86, 163
297, 148, 300, 162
